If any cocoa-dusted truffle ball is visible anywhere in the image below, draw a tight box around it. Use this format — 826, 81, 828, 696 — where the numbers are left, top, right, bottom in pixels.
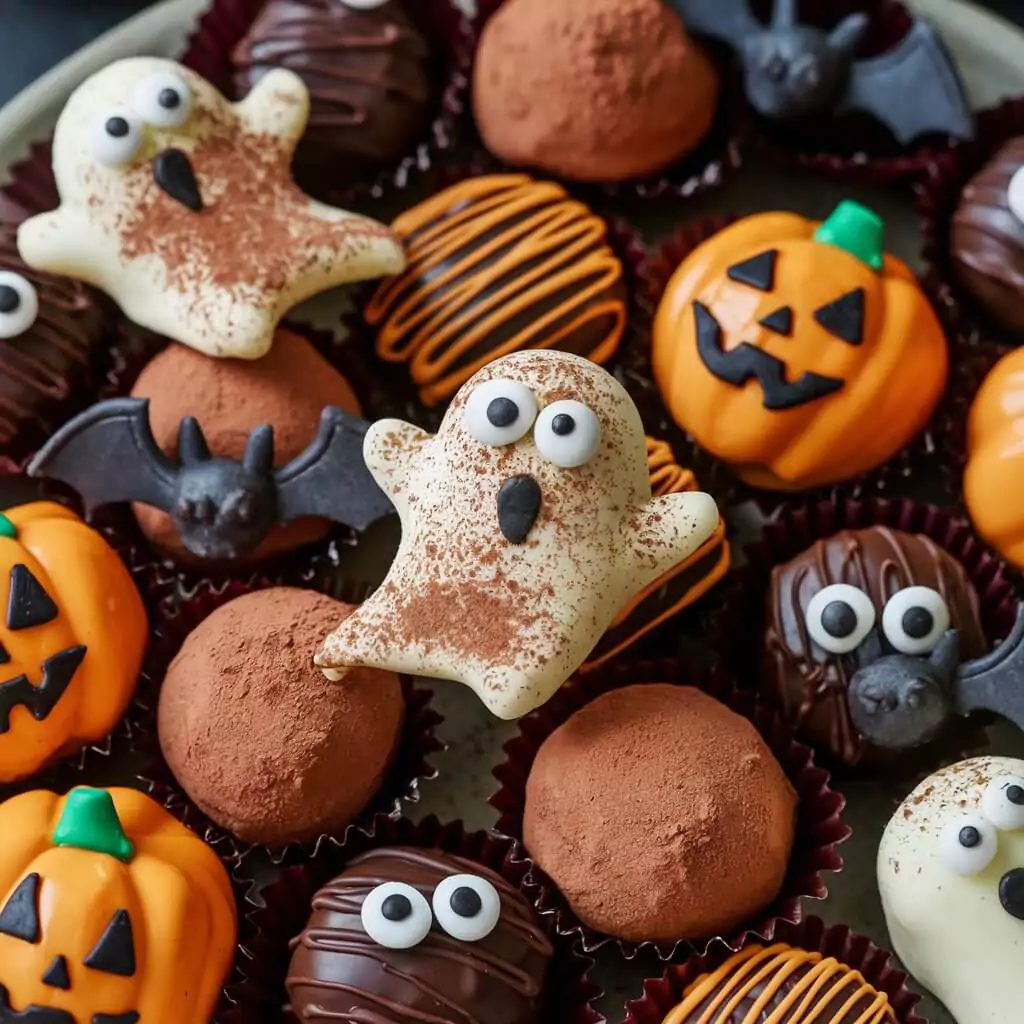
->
157, 587, 404, 847
523, 684, 797, 943
472, 0, 718, 183
130, 328, 360, 565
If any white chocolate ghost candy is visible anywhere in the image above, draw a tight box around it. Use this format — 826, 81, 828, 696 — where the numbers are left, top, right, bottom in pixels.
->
17, 58, 405, 359
315, 350, 721, 719
878, 755, 1024, 1024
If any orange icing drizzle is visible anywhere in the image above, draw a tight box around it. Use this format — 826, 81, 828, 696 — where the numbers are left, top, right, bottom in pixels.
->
662, 945, 896, 1024
647, 436, 698, 497
367, 174, 626, 405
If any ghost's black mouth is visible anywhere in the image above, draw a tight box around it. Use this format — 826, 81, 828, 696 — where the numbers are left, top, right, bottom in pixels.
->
497, 475, 542, 544
0, 645, 87, 734
153, 148, 203, 212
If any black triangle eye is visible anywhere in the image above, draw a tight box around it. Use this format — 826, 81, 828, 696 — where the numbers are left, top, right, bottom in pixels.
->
7, 565, 58, 630
84, 909, 136, 977
726, 249, 777, 291
813, 288, 865, 345
759, 306, 793, 336
0, 873, 40, 943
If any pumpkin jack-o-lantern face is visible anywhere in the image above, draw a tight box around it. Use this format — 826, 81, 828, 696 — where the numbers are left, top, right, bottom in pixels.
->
653, 201, 949, 492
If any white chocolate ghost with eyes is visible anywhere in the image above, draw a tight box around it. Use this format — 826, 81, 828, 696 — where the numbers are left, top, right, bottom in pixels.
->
17, 57, 405, 359
879, 755, 1024, 1024
316, 350, 722, 719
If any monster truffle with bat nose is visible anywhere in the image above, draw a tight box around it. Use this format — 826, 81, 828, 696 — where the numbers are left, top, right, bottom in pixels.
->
315, 350, 722, 719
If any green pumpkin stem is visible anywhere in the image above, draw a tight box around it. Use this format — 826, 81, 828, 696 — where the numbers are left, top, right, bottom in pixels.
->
0, 513, 17, 539
813, 200, 885, 272
53, 788, 134, 863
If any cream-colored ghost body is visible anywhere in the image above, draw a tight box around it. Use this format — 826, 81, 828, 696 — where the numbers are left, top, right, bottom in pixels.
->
878, 755, 1024, 1024
17, 57, 404, 358
316, 351, 720, 719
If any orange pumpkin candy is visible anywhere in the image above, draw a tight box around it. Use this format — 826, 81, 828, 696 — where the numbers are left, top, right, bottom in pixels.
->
0, 786, 237, 1023
652, 201, 948, 491
0, 501, 147, 782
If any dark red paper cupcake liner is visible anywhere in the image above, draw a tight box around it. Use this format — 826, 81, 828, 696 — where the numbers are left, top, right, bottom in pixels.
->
490, 658, 850, 962
218, 814, 605, 1024
623, 916, 927, 1024
133, 575, 444, 868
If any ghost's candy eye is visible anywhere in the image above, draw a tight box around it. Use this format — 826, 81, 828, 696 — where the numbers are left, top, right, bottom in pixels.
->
0, 272, 39, 340
940, 815, 998, 875
534, 400, 601, 468
341, 0, 391, 7
881, 587, 950, 655
982, 775, 1024, 831
1008, 167, 1024, 225
464, 378, 538, 447
90, 113, 144, 167
432, 874, 501, 942
360, 882, 432, 949
805, 583, 876, 655
132, 70, 194, 128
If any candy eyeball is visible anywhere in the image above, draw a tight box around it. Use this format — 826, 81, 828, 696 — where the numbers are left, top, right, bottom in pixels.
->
882, 587, 951, 655
1008, 166, 1024, 225
464, 378, 538, 447
341, 0, 392, 8
982, 775, 1024, 831
132, 69, 193, 128
805, 583, 876, 655
939, 815, 998, 876
361, 881, 432, 949
534, 400, 601, 468
432, 874, 502, 942
90, 113, 144, 166
0, 272, 39, 339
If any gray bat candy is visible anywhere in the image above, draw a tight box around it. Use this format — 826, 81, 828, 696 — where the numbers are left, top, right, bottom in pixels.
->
27, 397, 395, 562
847, 605, 1024, 751
669, 0, 974, 142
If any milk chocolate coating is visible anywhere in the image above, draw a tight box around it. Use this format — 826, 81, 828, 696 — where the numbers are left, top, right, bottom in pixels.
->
286, 846, 553, 1024
232, 0, 435, 184
950, 137, 1024, 334
764, 527, 986, 768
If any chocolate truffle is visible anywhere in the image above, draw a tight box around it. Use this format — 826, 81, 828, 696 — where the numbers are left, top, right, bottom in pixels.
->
157, 587, 404, 847
130, 328, 361, 565
367, 174, 628, 406
232, 0, 435, 187
662, 943, 897, 1024
950, 136, 1024, 334
0, 216, 108, 452
523, 684, 797, 943
472, 0, 718, 183
764, 526, 987, 768
286, 846, 553, 1024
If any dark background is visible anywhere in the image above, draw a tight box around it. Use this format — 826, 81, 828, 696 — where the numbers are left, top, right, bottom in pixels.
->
0, 0, 1023, 105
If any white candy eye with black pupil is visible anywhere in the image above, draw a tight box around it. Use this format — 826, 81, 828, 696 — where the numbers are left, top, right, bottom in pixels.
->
132, 70, 193, 128
90, 113, 144, 167
805, 584, 876, 655
940, 815, 998, 876
534, 399, 601, 468
881, 587, 950, 655
464, 378, 537, 447
432, 874, 501, 942
0, 272, 39, 339
360, 881, 432, 949
982, 775, 1024, 831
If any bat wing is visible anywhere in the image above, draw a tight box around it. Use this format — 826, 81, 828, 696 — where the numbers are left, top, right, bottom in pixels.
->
27, 397, 178, 515
842, 20, 974, 144
275, 406, 396, 531
955, 605, 1024, 731
664, 0, 760, 48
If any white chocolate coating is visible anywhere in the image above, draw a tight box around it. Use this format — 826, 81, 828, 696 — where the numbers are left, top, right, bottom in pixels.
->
315, 350, 721, 719
17, 58, 405, 359
878, 755, 1024, 1024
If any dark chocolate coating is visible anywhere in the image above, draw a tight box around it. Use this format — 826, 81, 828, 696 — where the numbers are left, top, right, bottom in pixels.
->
286, 847, 552, 1024
231, 0, 435, 180
950, 136, 1024, 333
764, 527, 987, 767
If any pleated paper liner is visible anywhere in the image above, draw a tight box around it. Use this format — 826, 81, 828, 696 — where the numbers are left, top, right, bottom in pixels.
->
183, 0, 474, 204
490, 658, 850, 963
134, 575, 443, 868
707, 495, 1019, 780
623, 916, 927, 1024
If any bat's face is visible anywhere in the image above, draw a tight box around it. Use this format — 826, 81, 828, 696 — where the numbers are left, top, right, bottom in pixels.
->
880, 756, 1024, 1023
744, 27, 846, 121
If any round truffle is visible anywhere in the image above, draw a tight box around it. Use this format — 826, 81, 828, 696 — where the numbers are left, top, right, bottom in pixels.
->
950, 137, 1024, 334
232, 0, 435, 188
287, 847, 553, 1024
130, 328, 361, 565
472, 0, 718, 183
523, 684, 797, 943
368, 174, 628, 406
157, 587, 404, 847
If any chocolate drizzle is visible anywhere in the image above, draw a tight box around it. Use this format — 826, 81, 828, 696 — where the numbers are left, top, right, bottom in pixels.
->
286, 846, 552, 1024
